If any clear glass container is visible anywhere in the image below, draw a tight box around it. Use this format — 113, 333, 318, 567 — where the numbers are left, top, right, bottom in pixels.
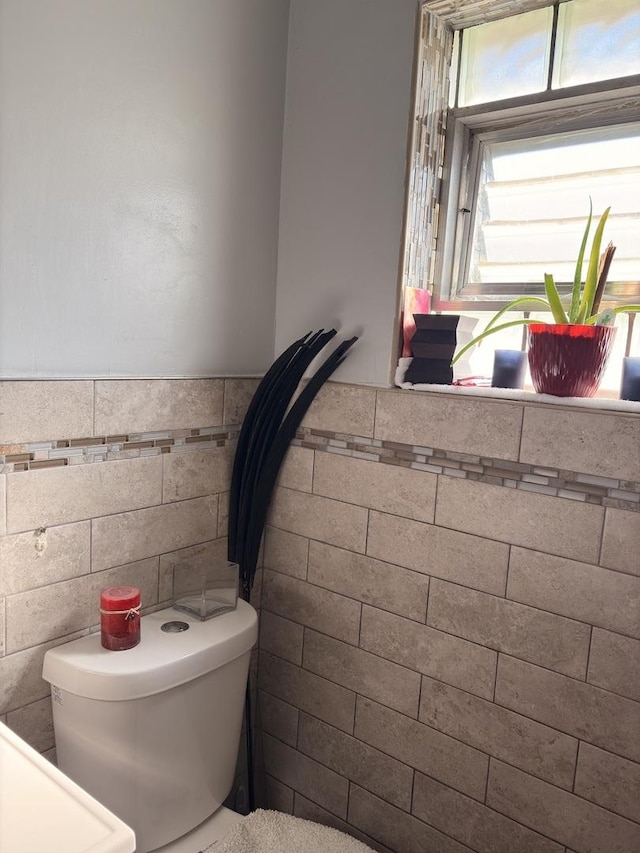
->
172, 556, 239, 621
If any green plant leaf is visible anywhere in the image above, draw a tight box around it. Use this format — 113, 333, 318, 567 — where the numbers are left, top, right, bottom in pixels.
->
592, 308, 615, 326
590, 304, 640, 325
577, 206, 611, 324
544, 274, 569, 324
483, 296, 552, 334
451, 318, 542, 365
568, 200, 592, 323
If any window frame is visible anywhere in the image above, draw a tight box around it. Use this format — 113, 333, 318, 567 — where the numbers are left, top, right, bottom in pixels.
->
433, 73, 640, 312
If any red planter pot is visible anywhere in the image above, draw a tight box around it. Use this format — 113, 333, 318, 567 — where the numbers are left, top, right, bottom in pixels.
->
527, 323, 616, 398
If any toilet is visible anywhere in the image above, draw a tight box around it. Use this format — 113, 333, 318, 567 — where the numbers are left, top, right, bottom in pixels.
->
42, 601, 258, 852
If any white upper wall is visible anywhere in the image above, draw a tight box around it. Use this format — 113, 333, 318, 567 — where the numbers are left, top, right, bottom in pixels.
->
0, 0, 289, 377
274, 0, 418, 386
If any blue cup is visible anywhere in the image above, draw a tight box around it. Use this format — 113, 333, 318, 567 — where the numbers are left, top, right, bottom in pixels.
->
491, 349, 527, 389
620, 357, 640, 401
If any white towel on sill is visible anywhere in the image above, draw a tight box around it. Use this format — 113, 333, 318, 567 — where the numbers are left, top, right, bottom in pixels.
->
206, 808, 376, 853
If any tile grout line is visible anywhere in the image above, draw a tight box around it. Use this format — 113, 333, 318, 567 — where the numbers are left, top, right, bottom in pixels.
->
268, 610, 640, 720
264, 543, 640, 649
261, 692, 611, 838
255, 651, 638, 801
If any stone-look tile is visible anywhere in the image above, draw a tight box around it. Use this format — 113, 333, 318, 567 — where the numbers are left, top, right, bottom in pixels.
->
298, 714, 413, 811
0, 474, 5, 537
42, 747, 56, 764
574, 742, 640, 824
259, 652, 355, 734
313, 452, 437, 523
0, 632, 88, 715
308, 541, 429, 622
94, 379, 224, 434
223, 378, 260, 425
520, 407, 640, 482
158, 556, 174, 605
436, 477, 603, 563
587, 628, 640, 702
262, 732, 349, 818
508, 548, 640, 640
487, 759, 640, 853
374, 390, 523, 460
259, 691, 299, 747
6, 456, 163, 533
349, 786, 475, 853
162, 445, 234, 503
419, 676, 578, 789
218, 490, 229, 537
495, 656, 640, 763
360, 606, 496, 700
265, 775, 294, 814
301, 383, 376, 438
5, 557, 159, 653
413, 772, 563, 853
277, 446, 314, 493
294, 794, 395, 853
0, 598, 5, 655
269, 487, 368, 553
355, 696, 488, 800
303, 629, 421, 718
0, 522, 91, 596
91, 495, 217, 572
159, 537, 227, 598
601, 508, 640, 577
263, 527, 308, 579
250, 567, 262, 611
259, 610, 304, 666
6, 697, 54, 753
367, 511, 508, 596
0, 381, 93, 444
262, 570, 361, 646
428, 579, 590, 679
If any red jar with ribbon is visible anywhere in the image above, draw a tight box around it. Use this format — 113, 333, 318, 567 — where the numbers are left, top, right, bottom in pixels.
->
100, 586, 141, 650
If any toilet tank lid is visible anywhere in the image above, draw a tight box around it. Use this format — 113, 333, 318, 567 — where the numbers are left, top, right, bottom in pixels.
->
42, 600, 258, 701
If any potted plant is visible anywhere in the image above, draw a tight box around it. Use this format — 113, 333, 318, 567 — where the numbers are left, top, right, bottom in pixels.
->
452, 202, 640, 397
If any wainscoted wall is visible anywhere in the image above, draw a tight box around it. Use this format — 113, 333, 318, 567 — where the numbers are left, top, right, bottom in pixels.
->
0, 378, 258, 755
2, 378, 639, 853
259, 384, 640, 853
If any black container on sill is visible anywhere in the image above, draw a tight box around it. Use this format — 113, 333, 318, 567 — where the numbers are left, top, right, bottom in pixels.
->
406, 314, 477, 385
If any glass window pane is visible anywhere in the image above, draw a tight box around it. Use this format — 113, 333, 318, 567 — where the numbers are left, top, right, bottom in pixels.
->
458, 7, 553, 107
553, 0, 640, 89
468, 123, 640, 287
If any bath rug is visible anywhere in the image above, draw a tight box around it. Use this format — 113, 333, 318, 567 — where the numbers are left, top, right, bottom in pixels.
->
206, 808, 376, 853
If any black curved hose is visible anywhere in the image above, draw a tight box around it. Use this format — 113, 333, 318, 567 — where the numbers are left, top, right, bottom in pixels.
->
228, 331, 358, 812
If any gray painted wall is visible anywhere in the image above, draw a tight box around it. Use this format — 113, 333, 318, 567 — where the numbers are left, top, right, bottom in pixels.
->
275, 0, 418, 387
0, 0, 289, 377
1, 0, 420, 385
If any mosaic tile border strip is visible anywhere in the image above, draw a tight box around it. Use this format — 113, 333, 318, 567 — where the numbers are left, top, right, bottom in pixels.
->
424, 0, 557, 29
403, 10, 452, 290
2, 422, 638, 513
0, 425, 241, 473
295, 428, 640, 514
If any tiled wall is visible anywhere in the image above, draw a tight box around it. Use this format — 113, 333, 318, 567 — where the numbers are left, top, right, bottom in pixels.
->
259, 384, 640, 853
0, 378, 258, 756
3, 377, 639, 853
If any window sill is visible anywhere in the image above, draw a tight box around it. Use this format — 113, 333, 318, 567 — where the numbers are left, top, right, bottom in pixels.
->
395, 360, 640, 414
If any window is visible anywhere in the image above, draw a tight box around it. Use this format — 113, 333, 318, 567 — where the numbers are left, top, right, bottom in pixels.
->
432, 0, 640, 312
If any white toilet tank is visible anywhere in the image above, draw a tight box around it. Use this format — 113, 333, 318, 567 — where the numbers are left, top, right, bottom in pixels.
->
43, 601, 258, 853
